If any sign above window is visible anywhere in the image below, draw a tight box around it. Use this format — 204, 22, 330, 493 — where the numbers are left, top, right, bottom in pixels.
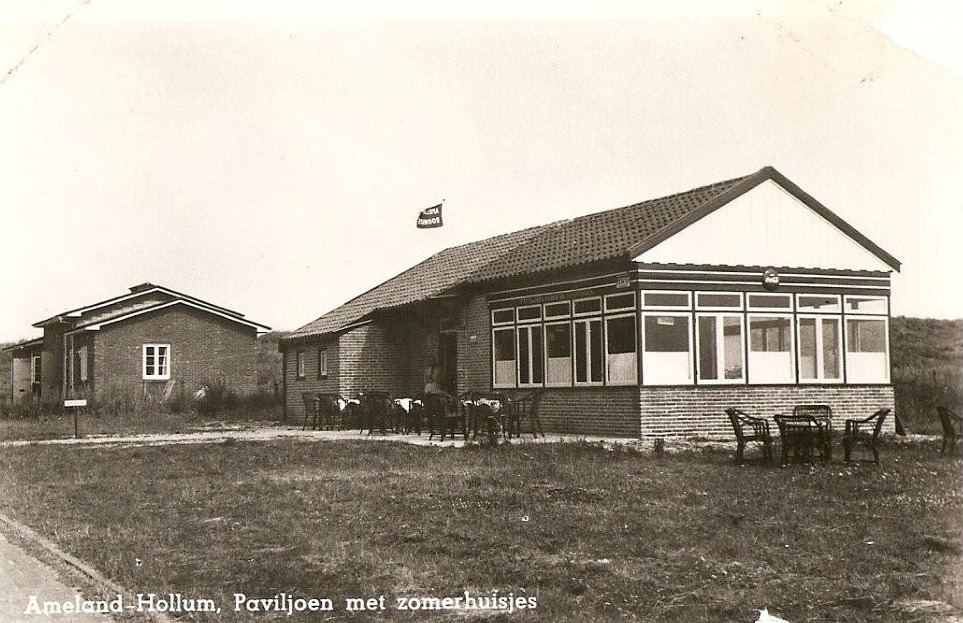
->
762, 268, 780, 291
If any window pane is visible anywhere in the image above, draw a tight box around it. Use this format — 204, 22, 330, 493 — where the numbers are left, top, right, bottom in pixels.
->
698, 316, 718, 380
492, 308, 515, 324
532, 326, 544, 384
518, 306, 541, 321
644, 316, 689, 352
798, 318, 817, 379
606, 316, 637, 383
518, 328, 531, 385
697, 293, 742, 309
493, 329, 516, 386
845, 296, 887, 314
723, 317, 744, 380
797, 295, 841, 312
544, 302, 570, 318
748, 317, 792, 383
747, 294, 792, 309
642, 315, 691, 385
605, 293, 635, 311
589, 320, 603, 382
642, 292, 689, 308
546, 323, 571, 385
846, 318, 887, 382
575, 322, 587, 382
573, 298, 601, 315
822, 319, 841, 379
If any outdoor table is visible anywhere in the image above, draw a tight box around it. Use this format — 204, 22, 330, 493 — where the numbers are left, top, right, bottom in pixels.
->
774, 414, 830, 465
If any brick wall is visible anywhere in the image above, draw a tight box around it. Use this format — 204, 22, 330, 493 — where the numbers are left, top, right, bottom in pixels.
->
460, 294, 491, 394
540, 387, 640, 437
91, 306, 258, 404
282, 338, 340, 421
639, 385, 896, 438
41, 325, 65, 403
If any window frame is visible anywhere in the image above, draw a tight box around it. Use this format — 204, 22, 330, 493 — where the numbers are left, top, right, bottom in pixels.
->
695, 313, 746, 384
544, 320, 573, 387
295, 349, 306, 380
78, 345, 88, 383
844, 295, 889, 315
604, 292, 636, 313
604, 312, 638, 385
143, 344, 171, 381
695, 291, 744, 311
640, 311, 693, 386
491, 308, 515, 326
572, 296, 602, 317
516, 324, 545, 387
844, 315, 890, 384
795, 314, 843, 384
746, 313, 795, 384
796, 294, 842, 314
543, 301, 571, 320
746, 293, 794, 312
31, 354, 41, 384
491, 327, 517, 389
573, 317, 604, 386
317, 347, 328, 379
640, 290, 691, 310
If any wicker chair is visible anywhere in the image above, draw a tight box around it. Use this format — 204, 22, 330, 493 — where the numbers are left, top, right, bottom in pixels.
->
937, 406, 962, 456
725, 408, 773, 465
843, 408, 890, 463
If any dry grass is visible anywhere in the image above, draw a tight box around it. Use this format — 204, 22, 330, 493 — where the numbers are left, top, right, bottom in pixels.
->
0, 438, 960, 622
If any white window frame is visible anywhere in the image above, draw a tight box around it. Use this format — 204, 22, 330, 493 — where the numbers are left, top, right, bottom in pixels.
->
544, 320, 573, 387
296, 349, 306, 379
844, 315, 890, 383
746, 293, 794, 312
844, 295, 888, 315
604, 312, 638, 385
492, 327, 517, 389
516, 304, 542, 323
640, 290, 691, 310
695, 313, 746, 384
796, 315, 843, 384
604, 292, 636, 312
640, 311, 693, 386
31, 354, 41, 384
491, 308, 515, 326
573, 317, 604, 386
746, 313, 795, 385
516, 324, 544, 387
695, 291, 744, 311
143, 344, 171, 381
796, 294, 842, 314
318, 348, 328, 378
543, 301, 571, 319
572, 296, 602, 317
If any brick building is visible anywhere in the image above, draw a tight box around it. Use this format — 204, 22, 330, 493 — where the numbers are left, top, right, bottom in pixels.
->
6, 283, 270, 406
280, 167, 900, 437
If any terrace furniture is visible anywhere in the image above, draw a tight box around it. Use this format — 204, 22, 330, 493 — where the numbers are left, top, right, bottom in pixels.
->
843, 408, 891, 464
301, 392, 320, 430
393, 397, 424, 435
360, 391, 394, 435
725, 408, 773, 465
505, 389, 545, 439
793, 404, 834, 461
774, 413, 829, 465
937, 406, 962, 456
425, 393, 468, 441
316, 393, 346, 431
459, 391, 507, 440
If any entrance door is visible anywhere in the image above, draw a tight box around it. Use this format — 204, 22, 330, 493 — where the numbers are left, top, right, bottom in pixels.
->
438, 332, 458, 396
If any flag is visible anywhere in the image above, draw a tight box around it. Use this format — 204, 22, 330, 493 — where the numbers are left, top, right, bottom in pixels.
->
416, 203, 443, 228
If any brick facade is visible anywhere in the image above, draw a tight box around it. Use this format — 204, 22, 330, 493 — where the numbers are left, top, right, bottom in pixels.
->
639, 385, 896, 438
540, 387, 640, 437
91, 306, 258, 404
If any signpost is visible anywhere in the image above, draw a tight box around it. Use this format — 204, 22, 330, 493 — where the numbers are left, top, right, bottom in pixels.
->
63, 399, 87, 439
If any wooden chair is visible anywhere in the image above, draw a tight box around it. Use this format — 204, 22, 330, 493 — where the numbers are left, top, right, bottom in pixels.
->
316, 393, 345, 430
360, 391, 393, 435
506, 389, 545, 439
793, 404, 833, 461
725, 408, 773, 465
937, 406, 962, 456
301, 392, 320, 430
425, 393, 467, 441
843, 408, 890, 464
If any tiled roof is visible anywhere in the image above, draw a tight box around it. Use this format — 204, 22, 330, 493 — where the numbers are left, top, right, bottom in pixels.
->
283, 225, 552, 341
283, 172, 753, 342
466, 174, 750, 283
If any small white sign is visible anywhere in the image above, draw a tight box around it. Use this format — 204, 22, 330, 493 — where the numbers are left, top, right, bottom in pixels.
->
63, 399, 88, 407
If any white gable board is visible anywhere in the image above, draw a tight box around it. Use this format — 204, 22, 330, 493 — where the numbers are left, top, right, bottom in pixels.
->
633, 179, 892, 271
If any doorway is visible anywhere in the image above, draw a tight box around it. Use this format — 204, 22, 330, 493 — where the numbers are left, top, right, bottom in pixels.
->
438, 332, 458, 396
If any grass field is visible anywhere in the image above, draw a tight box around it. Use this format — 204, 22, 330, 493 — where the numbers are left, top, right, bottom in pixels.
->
0, 438, 960, 622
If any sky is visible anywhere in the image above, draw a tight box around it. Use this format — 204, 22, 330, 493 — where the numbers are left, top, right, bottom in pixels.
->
1, 0, 961, 343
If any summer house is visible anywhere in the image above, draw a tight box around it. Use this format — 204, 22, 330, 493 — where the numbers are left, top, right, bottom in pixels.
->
279, 166, 900, 437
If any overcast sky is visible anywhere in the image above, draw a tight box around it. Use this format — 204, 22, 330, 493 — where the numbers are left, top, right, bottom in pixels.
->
1, 0, 961, 343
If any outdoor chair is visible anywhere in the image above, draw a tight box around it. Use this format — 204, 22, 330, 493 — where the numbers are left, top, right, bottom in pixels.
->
459, 391, 506, 440
792, 404, 834, 461
425, 393, 468, 441
725, 408, 773, 465
360, 391, 393, 435
316, 393, 345, 431
937, 406, 962, 456
301, 392, 320, 431
505, 389, 545, 439
843, 408, 890, 464
774, 413, 829, 465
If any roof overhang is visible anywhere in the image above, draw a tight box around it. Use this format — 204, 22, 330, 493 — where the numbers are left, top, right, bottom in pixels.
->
64, 299, 271, 335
